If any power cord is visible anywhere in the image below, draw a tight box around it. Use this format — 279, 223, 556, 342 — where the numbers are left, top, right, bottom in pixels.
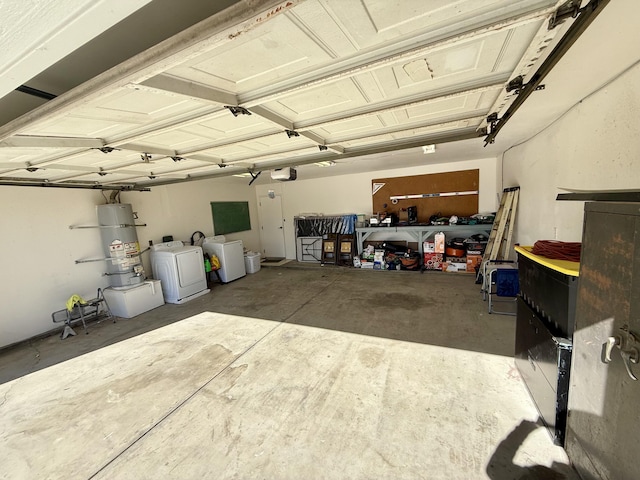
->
532, 240, 581, 262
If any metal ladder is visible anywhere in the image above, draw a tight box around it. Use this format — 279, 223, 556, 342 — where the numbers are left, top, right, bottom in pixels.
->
477, 186, 520, 286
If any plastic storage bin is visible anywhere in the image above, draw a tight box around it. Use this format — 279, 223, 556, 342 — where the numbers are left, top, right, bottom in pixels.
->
244, 253, 261, 274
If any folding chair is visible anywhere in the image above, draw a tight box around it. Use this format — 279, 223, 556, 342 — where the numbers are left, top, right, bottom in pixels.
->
481, 260, 515, 300
487, 265, 519, 315
321, 235, 338, 264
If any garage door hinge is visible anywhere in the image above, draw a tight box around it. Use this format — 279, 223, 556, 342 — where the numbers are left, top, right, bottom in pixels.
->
549, 0, 581, 30
505, 75, 545, 95
285, 129, 299, 138
224, 106, 251, 117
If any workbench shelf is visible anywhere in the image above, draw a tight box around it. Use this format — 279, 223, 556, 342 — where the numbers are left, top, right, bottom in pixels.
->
356, 224, 492, 256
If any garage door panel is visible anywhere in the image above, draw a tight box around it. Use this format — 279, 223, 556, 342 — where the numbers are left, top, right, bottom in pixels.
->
79, 89, 208, 122
134, 130, 212, 151
22, 116, 134, 138
167, 14, 335, 94
398, 96, 470, 123
326, 0, 502, 48
311, 89, 493, 142
164, 1, 547, 100
97, 89, 203, 116
258, 143, 318, 158
325, 115, 484, 145
247, 134, 315, 152
372, 33, 523, 96
196, 113, 275, 137
54, 149, 139, 168
0, 147, 66, 165
316, 116, 386, 137
266, 79, 367, 119
339, 121, 477, 148
475, 90, 502, 111
22, 89, 211, 139
202, 144, 262, 161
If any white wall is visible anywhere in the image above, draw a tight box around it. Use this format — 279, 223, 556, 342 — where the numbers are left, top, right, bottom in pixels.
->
255, 157, 499, 259
120, 177, 261, 276
0, 187, 107, 347
0, 176, 259, 349
503, 62, 640, 246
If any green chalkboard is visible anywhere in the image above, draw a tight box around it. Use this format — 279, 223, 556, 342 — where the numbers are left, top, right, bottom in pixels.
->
210, 201, 251, 235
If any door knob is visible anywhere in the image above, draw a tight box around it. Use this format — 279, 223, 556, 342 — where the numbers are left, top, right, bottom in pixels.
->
603, 324, 639, 381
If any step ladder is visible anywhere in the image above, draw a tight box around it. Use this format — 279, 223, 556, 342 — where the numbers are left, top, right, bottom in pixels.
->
477, 186, 520, 286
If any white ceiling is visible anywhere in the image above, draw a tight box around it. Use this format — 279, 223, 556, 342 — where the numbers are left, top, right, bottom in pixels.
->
0, 0, 633, 190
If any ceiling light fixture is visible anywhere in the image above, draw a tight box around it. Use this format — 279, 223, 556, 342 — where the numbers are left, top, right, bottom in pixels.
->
232, 173, 253, 178
422, 144, 436, 154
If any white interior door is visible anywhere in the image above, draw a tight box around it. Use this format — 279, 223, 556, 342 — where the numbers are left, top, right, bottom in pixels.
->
259, 195, 285, 259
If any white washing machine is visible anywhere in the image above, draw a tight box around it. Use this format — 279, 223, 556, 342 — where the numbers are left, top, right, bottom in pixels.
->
150, 241, 210, 304
202, 236, 246, 283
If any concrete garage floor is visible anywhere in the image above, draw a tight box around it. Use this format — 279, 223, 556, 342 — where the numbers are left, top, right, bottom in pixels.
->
0, 263, 577, 480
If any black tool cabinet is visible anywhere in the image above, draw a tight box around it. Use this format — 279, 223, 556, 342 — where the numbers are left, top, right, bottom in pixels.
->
565, 202, 640, 479
514, 246, 578, 446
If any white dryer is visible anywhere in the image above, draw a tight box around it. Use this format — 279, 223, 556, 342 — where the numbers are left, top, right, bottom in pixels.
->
202, 236, 246, 283
150, 241, 210, 304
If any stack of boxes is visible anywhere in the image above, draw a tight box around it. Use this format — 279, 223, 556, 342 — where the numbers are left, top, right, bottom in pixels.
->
442, 255, 467, 273
423, 232, 487, 273
466, 240, 485, 274
423, 231, 444, 270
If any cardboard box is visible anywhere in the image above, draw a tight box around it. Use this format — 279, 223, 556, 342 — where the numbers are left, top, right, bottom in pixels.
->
442, 257, 467, 273
423, 252, 443, 270
423, 241, 435, 253
467, 254, 483, 273
434, 232, 445, 253
466, 242, 486, 254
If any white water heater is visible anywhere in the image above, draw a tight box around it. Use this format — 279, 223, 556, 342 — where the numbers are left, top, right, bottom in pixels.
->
97, 204, 145, 288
